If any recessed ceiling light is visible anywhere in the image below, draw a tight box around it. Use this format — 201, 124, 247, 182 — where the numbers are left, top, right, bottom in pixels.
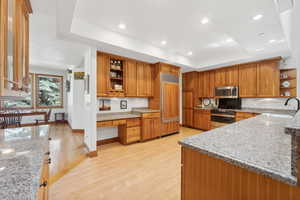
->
187, 51, 193, 56
253, 14, 263, 21
201, 17, 210, 24
161, 40, 167, 45
225, 38, 234, 43
269, 39, 276, 43
118, 23, 126, 29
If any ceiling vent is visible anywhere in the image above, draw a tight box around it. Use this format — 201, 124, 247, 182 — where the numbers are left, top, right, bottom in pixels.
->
276, 0, 294, 12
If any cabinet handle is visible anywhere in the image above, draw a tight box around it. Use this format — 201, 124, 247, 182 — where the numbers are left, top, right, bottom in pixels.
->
48, 158, 51, 164
45, 152, 50, 155
48, 137, 52, 141
40, 181, 48, 188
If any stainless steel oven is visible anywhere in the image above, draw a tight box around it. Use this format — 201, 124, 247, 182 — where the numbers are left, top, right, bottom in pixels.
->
211, 109, 236, 129
215, 86, 239, 99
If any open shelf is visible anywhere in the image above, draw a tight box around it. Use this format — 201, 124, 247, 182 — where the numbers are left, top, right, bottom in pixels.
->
109, 58, 125, 92
280, 68, 297, 97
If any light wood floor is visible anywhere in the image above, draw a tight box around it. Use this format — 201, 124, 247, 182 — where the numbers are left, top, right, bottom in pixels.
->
49, 127, 201, 200
48, 124, 86, 184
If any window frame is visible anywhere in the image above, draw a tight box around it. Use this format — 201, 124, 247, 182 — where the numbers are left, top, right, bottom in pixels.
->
35, 73, 64, 109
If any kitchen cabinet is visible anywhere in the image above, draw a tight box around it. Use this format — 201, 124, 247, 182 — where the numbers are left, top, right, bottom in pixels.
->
193, 109, 211, 131
37, 154, 50, 200
183, 72, 197, 91
236, 112, 258, 122
125, 59, 137, 97
214, 68, 227, 87
183, 108, 193, 127
257, 60, 280, 97
160, 63, 180, 75
202, 71, 215, 98
119, 118, 141, 144
141, 113, 161, 141
97, 52, 109, 97
0, 0, 32, 96
183, 91, 193, 127
215, 66, 238, 87
137, 62, 153, 97
239, 63, 257, 97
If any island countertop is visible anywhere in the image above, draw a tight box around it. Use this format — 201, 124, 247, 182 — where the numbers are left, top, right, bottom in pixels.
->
0, 126, 50, 200
179, 113, 298, 186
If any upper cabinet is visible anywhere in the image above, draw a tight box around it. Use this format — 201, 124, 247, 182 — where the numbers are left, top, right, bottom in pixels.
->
125, 59, 137, 97
202, 71, 215, 98
257, 60, 280, 97
182, 71, 197, 92
137, 62, 153, 97
0, 0, 32, 96
239, 63, 257, 97
96, 52, 153, 98
215, 66, 238, 87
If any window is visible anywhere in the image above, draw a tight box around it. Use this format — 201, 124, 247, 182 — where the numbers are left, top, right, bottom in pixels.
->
36, 74, 63, 108
3, 73, 33, 109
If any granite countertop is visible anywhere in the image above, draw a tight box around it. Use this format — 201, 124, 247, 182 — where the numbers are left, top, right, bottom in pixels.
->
97, 112, 141, 122
0, 125, 50, 200
194, 106, 296, 116
179, 114, 298, 186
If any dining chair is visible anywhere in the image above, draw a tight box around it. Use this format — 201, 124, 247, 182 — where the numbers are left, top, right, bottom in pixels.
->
35, 109, 52, 125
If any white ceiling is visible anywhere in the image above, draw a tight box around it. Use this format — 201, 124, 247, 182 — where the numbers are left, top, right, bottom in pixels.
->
29, 0, 291, 71
29, 0, 88, 70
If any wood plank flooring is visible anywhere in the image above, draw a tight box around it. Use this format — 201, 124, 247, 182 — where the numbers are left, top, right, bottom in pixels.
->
49, 127, 201, 200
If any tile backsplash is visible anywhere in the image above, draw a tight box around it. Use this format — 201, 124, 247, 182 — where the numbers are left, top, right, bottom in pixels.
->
242, 98, 297, 110
97, 97, 148, 113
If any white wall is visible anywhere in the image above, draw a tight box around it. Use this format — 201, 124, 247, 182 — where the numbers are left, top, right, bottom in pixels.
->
83, 48, 97, 152
19, 66, 68, 124
67, 67, 85, 130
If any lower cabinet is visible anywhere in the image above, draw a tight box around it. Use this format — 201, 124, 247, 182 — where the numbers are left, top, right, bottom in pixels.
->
119, 118, 141, 145
37, 155, 50, 200
193, 109, 211, 131
161, 121, 180, 136
236, 112, 258, 122
183, 108, 193, 127
141, 113, 161, 141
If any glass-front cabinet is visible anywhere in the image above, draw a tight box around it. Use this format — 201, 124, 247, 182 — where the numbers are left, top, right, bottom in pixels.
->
0, 0, 32, 97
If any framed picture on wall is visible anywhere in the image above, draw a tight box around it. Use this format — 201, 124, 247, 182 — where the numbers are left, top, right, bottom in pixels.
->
120, 100, 127, 109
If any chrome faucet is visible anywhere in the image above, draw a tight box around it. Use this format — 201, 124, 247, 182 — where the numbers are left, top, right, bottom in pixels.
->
284, 97, 300, 112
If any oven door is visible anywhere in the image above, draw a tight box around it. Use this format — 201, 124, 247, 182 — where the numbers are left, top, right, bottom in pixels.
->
215, 87, 239, 98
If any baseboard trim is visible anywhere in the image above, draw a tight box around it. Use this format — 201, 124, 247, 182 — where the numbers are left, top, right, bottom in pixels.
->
97, 137, 119, 146
83, 142, 98, 158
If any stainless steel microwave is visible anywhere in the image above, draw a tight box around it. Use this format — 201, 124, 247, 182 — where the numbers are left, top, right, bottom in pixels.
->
215, 86, 239, 98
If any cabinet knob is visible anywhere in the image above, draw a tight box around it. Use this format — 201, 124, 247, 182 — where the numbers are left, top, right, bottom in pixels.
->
48, 137, 52, 141
40, 181, 48, 188
45, 151, 50, 155
48, 158, 51, 164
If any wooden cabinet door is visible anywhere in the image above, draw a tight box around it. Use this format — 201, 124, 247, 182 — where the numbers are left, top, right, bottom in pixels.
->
215, 68, 226, 87
162, 82, 179, 121
226, 66, 238, 86
183, 91, 193, 109
257, 61, 280, 97
142, 118, 152, 141
208, 71, 215, 97
183, 109, 193, 127
239, 64, 257, 97
125, 59, 137, 97
151, 118, 161, 138
137, 62, 153, 97
97, 52, 109, 97
183, 72, 196, 91
199, 113, 211, 131
198, 72, 204, 98
193, 110, 201, 129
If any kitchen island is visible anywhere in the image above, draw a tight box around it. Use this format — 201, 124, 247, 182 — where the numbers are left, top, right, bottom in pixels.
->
180, 113, 300, 200
0, 126, 50, 200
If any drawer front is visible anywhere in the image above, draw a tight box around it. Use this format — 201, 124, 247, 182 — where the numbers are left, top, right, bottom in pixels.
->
127, 118, 141, 127
142, 112, 161, 118
97, 121, 113, 127
112, 120, 127, 126
126, 127, 141, 143
236, 112, 257, 119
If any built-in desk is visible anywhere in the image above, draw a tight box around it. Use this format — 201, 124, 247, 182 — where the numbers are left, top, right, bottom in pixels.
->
97, 111, 161, 145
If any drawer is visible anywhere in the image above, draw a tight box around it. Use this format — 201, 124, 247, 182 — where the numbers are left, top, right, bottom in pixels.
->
112, 120, 126, 126
195, 109, 211, 114
142, 112, 161, 118
97, 121, 113, 127
236, 112, 257, 119
126, 127, 141, 144
127, 118, 141, 127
